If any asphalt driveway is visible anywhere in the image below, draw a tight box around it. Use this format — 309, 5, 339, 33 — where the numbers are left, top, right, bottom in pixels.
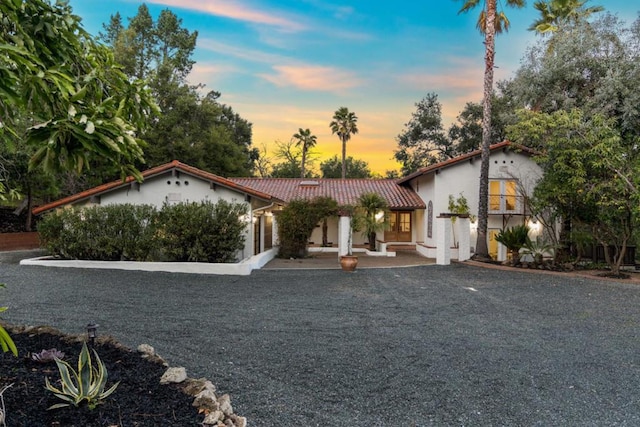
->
1, 261, 640, 426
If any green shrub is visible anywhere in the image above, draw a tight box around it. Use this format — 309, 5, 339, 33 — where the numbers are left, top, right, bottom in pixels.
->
38, 204, 158, 261
155, 200, 248, 263
277, 197, 338, 259
495, 224, 530, 264
45, 342, 119, 410
38, 201, 248, 263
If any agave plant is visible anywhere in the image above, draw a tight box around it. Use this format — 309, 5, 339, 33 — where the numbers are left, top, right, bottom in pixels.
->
44, 342, 119, 410
0, 284, 17, 357
521, 239, 558, 265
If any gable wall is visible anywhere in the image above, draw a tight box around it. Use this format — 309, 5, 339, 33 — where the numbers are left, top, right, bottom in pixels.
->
411, 150, 543, 251
99, 171, 248, 207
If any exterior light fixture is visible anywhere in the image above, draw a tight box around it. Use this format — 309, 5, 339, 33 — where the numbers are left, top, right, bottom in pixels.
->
87, 323, 98, 346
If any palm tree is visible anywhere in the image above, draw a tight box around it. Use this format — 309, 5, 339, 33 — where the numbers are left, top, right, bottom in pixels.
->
358, 192, 389, 251
457, 0, 525, 261
292, 128, 317, 178
329, 107, 359, 179
529, 0, 603, 34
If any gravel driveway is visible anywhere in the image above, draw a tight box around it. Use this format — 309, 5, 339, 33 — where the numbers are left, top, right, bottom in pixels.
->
1, 262, 640, 426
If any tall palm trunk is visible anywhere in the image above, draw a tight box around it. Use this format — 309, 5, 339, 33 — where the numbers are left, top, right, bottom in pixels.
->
474, 0, 497, 260
341, 138, 347, 179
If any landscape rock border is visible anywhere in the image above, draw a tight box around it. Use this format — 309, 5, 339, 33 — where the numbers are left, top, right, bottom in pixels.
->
5, 324, 247, 427
137, 343, 247, 427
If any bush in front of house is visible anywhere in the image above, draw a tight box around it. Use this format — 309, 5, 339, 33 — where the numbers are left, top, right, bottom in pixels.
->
38, 200, 248, 263
155, 200, 248, 263
495, 224, 530, 265
277, 197, 338, 259
38, 204, 158, 261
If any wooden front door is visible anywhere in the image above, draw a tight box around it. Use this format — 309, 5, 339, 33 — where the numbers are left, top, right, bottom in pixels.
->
384, 211, 412, 242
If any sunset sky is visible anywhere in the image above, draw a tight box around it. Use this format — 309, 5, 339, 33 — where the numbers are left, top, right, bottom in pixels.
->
68, 0, 638, 175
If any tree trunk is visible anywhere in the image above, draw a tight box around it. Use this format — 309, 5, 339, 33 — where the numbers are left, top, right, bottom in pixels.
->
557, 218, 572, 262
613, 246, 624, 277
341, 138, 347, 179
25, 185, 32, 232
322, 219, 328, 246
369, 231, 376, 251
473, 0, 496, 261
301, 149, 306, 178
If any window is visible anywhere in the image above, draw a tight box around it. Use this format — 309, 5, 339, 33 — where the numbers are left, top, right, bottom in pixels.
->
489, 180, 519, 213
385, 211, 412, 242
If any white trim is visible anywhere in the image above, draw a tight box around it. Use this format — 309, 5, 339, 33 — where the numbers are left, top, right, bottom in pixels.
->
20, 247, 279, 276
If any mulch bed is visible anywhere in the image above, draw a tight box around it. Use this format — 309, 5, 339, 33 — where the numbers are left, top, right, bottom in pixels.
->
0, 326, 203, 426
0, 207, 34, 233
464, 259, 640, 285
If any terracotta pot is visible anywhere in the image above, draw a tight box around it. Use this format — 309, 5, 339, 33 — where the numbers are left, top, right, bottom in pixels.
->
340, 255, 358, 272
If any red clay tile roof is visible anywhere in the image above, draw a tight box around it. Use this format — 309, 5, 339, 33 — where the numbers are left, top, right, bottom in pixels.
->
229, 178, 426, 209
32, 161, 279, 216
397, 140, 537, 184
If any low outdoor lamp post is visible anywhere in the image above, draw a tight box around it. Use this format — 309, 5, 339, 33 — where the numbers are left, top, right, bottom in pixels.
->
87, 323, 98, 346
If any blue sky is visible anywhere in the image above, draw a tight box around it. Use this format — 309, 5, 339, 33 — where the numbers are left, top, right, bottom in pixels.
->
68, 0, 638, 174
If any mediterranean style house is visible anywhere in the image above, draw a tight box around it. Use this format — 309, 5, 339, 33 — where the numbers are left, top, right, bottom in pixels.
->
33, 141, 543, 268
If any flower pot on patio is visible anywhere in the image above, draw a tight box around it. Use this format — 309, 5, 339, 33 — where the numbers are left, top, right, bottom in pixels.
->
340, 255, 358, 272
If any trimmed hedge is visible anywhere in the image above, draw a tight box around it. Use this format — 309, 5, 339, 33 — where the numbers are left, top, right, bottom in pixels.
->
38, 201, 248, 263
155, 200, 248, 263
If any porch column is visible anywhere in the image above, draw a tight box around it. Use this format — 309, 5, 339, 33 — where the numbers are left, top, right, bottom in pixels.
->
457, 216, 470, 261
272, 215, 280, 246
259, 215, 265, 254
338, 215, 351, 257
436, 215, 452, 265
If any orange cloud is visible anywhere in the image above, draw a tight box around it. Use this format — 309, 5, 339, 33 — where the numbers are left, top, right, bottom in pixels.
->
148, 0, 305, 32
258, 65, 362, 92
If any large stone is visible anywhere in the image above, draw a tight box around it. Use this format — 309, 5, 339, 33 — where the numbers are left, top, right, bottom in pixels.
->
136, 343, 155, 356
160, 366, 187, 384
218, 393, 233, 416
230, 414, 247, 427
202, 410, 224, 425
182, 377, 216, 396
137, 343, 167, 365
193, 389, 219, 411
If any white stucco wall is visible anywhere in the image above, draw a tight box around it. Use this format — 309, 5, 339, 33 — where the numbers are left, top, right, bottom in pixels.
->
99, 171, 248, 207
410, 149, 543, 260
308, 217, 339, 246
307, 216, 371, 247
